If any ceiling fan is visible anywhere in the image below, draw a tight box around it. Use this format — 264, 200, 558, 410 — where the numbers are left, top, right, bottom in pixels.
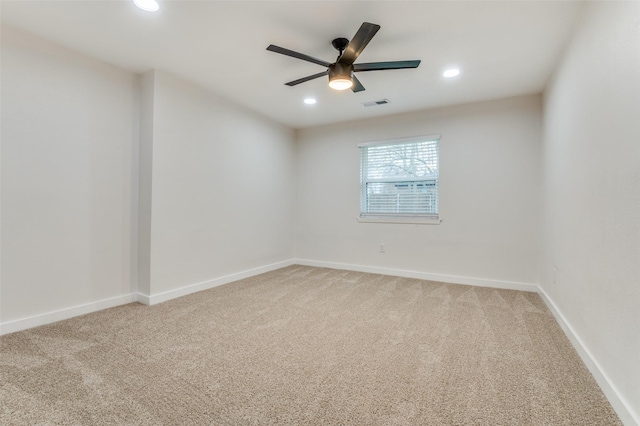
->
266, 22, 421, 93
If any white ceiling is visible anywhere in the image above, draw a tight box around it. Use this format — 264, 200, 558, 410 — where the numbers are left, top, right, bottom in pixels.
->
1, 0, 584, 129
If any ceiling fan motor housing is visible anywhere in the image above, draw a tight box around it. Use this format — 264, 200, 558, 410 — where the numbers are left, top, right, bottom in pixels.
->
328, 62, 353, 81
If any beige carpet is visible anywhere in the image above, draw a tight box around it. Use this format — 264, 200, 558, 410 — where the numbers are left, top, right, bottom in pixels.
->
1, 266, 621, 425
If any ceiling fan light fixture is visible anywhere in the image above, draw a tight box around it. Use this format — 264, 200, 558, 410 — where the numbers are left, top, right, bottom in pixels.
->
329, 77, 353, 91
328, 63, 353, 91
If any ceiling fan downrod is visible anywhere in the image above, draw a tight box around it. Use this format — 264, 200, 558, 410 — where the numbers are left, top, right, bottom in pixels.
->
332, 37, 350, 60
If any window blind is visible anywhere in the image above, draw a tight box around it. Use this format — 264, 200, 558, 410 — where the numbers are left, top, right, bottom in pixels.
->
360, 137, 439, 218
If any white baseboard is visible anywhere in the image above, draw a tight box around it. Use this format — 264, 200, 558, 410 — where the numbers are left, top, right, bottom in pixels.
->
137, 259, 296, 306
0, 293, 137, 336
1, 260, 296, 334
537, 286, 638, 426
294, 259, 538, 292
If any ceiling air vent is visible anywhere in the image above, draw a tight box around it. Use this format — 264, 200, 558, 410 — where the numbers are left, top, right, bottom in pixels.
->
362, 99, 390, 107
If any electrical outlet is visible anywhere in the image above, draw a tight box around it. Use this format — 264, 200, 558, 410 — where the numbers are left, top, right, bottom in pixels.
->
380, 243, 385, 253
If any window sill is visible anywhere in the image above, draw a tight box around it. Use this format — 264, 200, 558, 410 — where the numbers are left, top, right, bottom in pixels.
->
357, 216, 442, 225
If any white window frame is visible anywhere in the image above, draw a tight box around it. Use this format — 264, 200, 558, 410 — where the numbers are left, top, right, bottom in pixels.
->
358, 135, 442, 225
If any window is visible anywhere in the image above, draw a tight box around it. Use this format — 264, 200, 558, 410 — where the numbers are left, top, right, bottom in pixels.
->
359, 135, 440, 224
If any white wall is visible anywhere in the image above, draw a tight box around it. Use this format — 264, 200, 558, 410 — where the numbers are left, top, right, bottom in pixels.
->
144, 70, 295, 297
1, 27, 137, 324
540, 2, 640, 424
0, 29, 296, 329
296, 95, 541, 287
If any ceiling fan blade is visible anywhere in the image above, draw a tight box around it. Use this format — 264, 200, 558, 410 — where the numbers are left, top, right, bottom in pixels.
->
285, 70, 329, 86
338, 22, 380, 65
267, 45, 331, 68
351, 75, 365, 93
354, 60, 421, 72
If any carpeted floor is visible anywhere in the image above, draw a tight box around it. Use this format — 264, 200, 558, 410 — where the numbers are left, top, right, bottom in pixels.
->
0, 266, 621, 425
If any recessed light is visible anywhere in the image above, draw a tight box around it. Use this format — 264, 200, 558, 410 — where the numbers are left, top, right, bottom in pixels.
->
134, 0, 159, 12
304, 98, 317, 105
443, 68, 461, 78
